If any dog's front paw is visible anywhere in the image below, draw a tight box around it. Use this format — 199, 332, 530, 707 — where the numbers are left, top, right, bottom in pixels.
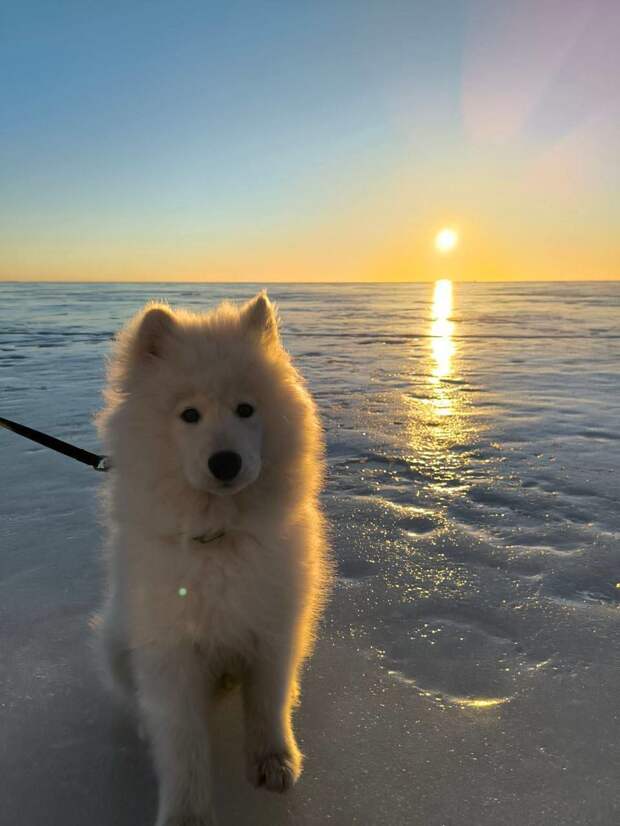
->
248, 750, 301, 793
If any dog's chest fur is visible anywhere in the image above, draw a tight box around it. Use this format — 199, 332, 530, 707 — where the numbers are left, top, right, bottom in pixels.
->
123, 497, 294, 667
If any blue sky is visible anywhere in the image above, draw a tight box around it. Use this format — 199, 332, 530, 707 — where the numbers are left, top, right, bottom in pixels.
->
1, 1, 618, 281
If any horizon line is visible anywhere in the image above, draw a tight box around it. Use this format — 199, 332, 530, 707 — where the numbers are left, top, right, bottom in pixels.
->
1, 278, 619, 285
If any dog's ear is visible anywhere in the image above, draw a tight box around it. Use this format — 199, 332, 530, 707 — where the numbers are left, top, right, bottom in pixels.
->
240, 291, 280, 346
134, 303, 177, 359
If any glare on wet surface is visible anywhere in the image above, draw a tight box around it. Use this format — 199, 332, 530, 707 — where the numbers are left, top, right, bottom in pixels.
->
403, 279, 479, 494
430, 278, 455, 384
455, 697, 510, 709
319, 280, 619, 726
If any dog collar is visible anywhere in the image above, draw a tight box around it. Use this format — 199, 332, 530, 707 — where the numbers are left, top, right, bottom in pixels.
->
192, 529, 226, 545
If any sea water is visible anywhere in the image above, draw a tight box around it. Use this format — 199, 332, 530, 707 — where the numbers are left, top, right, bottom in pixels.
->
1, 281, 619, 825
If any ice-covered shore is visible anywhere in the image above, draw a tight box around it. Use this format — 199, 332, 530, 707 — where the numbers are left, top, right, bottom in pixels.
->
1, 281, 619, 825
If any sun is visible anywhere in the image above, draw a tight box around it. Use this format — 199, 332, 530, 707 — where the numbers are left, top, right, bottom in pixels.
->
435, 227, 459, 254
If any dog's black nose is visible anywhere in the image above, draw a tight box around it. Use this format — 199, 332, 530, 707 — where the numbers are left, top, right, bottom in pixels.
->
208, 451, 242, 482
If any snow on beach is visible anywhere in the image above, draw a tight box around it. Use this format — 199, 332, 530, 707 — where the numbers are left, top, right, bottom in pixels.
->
1, 281, 619, 826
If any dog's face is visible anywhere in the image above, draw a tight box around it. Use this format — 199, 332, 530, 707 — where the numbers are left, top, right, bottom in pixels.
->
124, 292, 292, 497
171, 389, 263, 496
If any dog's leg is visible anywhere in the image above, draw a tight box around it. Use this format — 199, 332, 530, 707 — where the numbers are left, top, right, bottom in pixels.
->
92, 600, 137, 708
242, 638, 303, 793
133, 644, 217, 826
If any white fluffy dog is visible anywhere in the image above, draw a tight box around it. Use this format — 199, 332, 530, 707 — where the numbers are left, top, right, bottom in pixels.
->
94, 292, 330, 826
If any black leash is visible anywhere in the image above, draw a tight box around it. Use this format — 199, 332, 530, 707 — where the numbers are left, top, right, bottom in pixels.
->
0, 415, 110, 472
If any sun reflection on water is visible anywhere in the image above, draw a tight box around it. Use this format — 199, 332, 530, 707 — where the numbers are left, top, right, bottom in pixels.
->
403, 278, 478, 493
430, 279, 455, 383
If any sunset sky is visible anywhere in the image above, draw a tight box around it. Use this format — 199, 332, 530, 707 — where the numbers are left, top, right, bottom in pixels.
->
2, 0, 619, 282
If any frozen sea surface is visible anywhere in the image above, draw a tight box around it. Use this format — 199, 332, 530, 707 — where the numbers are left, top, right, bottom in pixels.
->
1, 281, 619, 826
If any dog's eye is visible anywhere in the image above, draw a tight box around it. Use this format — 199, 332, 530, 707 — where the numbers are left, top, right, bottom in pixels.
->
236, 403, 254, 419
180, 407, 201, 424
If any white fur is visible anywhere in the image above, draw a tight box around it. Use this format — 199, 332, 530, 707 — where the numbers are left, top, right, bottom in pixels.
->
93, 292, 330, 826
